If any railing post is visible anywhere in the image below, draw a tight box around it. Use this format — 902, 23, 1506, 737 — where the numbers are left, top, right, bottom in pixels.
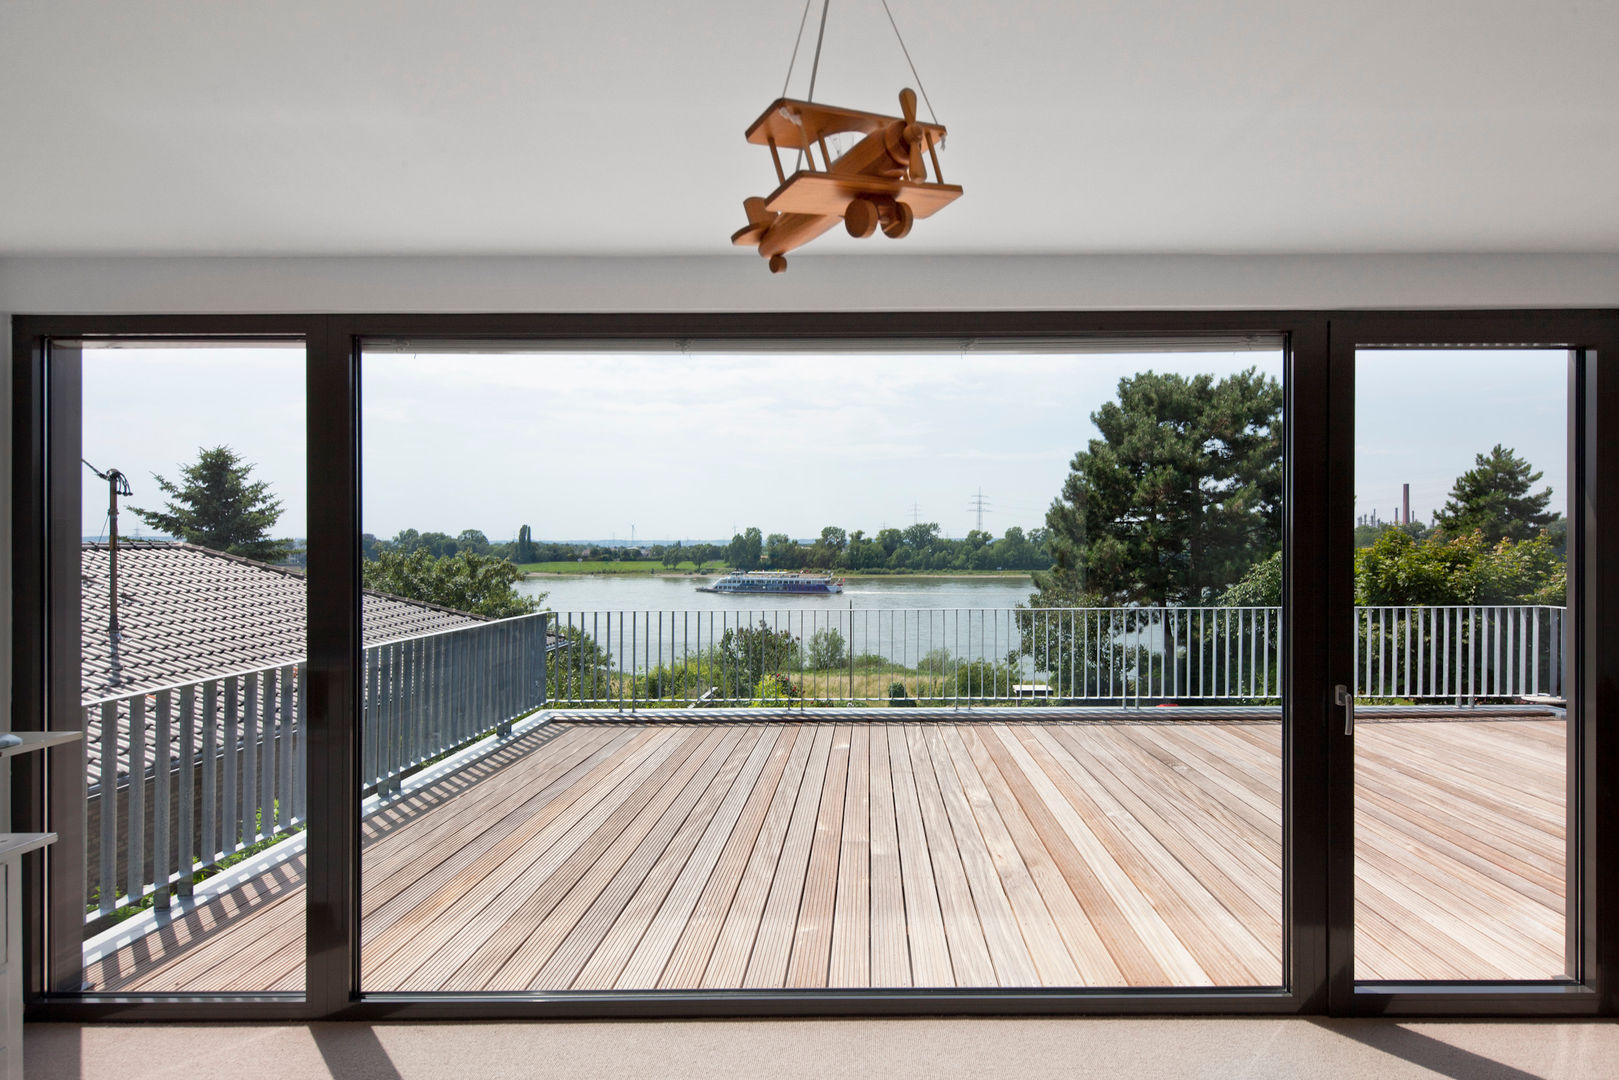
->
126, 693, 146, 907
153, 690, 172, 910
177, 684, 196, 898
96, 701, 116, 916
201, 681, 219, 871
241, 672, 258, 846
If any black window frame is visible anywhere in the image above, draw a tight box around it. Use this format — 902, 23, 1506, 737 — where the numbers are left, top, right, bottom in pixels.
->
10, 308, 1615, 1021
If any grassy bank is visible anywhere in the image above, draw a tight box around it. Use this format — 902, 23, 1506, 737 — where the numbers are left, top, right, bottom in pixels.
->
518, 559, 729, 575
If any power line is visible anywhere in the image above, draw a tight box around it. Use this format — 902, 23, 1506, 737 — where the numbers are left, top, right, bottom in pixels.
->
966, 487, 990, 532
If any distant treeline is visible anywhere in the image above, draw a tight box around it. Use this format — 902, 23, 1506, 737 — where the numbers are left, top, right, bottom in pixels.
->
362, 522, 1054, 573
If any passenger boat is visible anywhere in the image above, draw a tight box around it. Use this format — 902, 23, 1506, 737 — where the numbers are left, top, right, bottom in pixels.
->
697, 570, 845, 595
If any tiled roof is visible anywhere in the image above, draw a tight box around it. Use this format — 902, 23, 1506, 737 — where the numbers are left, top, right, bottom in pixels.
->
81, 541, 486, 703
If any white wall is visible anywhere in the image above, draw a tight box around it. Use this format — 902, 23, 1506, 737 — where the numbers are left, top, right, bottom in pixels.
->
2, 254, 1617, 315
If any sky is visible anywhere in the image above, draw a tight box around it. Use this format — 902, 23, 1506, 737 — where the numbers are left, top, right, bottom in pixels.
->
80, 344, 1568, 544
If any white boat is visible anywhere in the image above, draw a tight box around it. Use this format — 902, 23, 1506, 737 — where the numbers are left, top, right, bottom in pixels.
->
697, 570, 844, 595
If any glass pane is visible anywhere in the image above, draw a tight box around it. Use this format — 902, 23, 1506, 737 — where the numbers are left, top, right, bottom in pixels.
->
1353, 349, 1569, 982
76, 343, 307, 994
359, 343, 1286, 991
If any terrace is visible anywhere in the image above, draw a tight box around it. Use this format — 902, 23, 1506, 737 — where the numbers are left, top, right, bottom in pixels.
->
75, 602, 1567, 993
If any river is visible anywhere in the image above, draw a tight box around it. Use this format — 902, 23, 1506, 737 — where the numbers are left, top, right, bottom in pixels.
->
515, 573, 1034, 613
515, 573, 1039, 671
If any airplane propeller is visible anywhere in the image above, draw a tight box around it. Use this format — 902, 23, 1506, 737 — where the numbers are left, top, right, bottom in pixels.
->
899, 88, 926, 181
881, 88, 928, 181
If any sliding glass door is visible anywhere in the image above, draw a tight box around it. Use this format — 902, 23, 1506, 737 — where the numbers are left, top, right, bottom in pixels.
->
1326, 316, 1611, 1015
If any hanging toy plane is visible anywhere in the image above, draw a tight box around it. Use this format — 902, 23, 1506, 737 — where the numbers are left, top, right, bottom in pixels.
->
731, 88, 962, 273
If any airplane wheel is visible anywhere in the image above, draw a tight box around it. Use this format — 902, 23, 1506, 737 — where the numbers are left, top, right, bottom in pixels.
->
845, 198, 879, 238
883, 201, 915, 239
769, 254, 788, 274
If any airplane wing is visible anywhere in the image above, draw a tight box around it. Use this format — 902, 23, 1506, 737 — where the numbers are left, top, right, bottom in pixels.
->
743, 97, 946, 149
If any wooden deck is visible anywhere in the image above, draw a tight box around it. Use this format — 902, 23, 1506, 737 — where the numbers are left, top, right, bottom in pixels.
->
82, 714, 1566, 993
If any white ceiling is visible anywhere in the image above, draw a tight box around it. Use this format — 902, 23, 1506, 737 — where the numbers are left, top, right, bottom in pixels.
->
3, 0, 1617, 258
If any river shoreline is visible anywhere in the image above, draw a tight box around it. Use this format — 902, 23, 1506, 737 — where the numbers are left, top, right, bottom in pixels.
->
523, 569, 1035, 581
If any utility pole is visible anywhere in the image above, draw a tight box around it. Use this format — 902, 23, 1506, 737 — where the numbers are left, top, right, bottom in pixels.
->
83, 460, 132, 687
911, 501, 922, 525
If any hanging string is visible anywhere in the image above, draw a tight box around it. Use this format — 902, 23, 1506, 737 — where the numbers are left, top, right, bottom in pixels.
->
780, 0, 815, 98
879, 0, 939, 123
806, 0, 832, 103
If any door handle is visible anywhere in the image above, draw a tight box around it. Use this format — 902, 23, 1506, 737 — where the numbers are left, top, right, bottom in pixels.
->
1335, 684, 1354, 736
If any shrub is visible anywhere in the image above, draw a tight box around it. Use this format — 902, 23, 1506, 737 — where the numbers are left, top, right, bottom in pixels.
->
952, 658, 1014, 698
752, 672, 803, 705
715, 622, 802, 695
806, 627, 847, 670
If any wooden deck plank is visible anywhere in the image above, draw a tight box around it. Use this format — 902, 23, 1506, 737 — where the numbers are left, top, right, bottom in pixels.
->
486, 726, 736, 989
361, 724, 661, 946
886, 723, 955, 986
657, 726, 799, 988
995, 725, 1209, 985
937, 726, 1076, 986
88, 715, 1568, 993
615, 726, 785, 989
743, 725, 835, 987
786, 725, 851, 987
1050, 726, 1284, 973
364, 725, 685, 988
973, 724, 1166, 985
361, 725, 632, 906
923, 724, 1040, 986
1027, 726, 1270, 985
551, 727, 757, 988
904, 725, 997, 985
866, 722, 911, 987
413, 724, 709, 991
957, 726, 1122, 985
701, 725, 815, 988
573, 727, 768, 989
828, 724, 872, 988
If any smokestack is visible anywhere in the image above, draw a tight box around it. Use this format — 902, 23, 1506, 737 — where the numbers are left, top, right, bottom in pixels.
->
1403, 483, 1411, 528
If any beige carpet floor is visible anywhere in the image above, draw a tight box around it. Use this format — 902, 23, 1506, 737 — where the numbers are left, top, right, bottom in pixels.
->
27, 1017, 1619, 1080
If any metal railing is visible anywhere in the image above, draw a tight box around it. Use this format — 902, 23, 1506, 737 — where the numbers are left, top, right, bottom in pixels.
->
82, 611, 551, 921
545, 604, 1566, 709
1354, 604, 1565, 702
362, 612, 551, 795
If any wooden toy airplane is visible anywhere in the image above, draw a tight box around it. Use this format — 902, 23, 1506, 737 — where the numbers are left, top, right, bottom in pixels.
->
731, 88, 962, 273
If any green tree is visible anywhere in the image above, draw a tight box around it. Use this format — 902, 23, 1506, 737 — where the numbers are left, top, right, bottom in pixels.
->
1354, 528, 1563, 607
689, 543, 718, 573
902, 522, 940, 551
131, 445, 292, 562
456, 529, 491, 556
1220, 549, 1282, 607
514, 525, 537, 563
1433, 445, 1557, 544
1033, 368, 1282, 606
661, 541, 682, 569
362, 549, 540, 618
766, 532, 803, 569
728, 527, 763, 571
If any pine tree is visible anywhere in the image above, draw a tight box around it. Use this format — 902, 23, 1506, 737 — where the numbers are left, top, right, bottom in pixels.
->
1032, 368, 1283, 606
130, 445, 291, 562
1433, 444, 1557, 543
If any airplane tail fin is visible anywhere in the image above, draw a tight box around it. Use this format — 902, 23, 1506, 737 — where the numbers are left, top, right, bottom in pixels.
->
730, 196, 776, 246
